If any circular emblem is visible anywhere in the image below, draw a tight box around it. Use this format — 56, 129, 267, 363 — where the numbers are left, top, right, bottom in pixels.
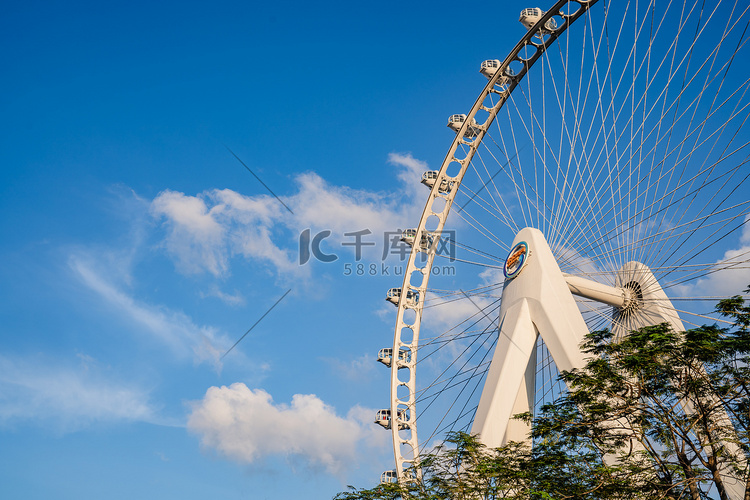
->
503, 241, 528, 279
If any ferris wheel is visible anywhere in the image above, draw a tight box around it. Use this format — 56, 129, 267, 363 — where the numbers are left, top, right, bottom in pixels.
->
373, 0, 750, 491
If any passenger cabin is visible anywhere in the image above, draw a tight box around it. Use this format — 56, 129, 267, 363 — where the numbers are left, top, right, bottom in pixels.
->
380, 470, 398, 484
480, 60, 516, 86
400, 228, 418, 246
386, 287, 419, 306
421, 170, 438, 188
374, 408, 409, 430
377, 347, 412, 367
447, 114, 480, 138
421, 170, 454, 194
519, 7, 557, 32
480, 59, 500, 79
400, 229, 434, 251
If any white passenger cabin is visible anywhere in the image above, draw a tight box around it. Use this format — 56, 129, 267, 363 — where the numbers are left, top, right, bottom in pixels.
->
479, 59, 500, 79
421, 170, 438, 188
380, 470, 398, 484
421, 170, 454, 193
374, 408, 409, 430
386, 287, 419, 306
519, 7, 557, 32
400, 229, 434, 251
377, 347, 411, 367
480, 59, 516, 87
447, 114, 480, 138
400, 228, 418, 246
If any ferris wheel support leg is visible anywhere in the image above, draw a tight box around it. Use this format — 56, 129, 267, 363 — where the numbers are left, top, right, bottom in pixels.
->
471, 298, 538, 448
472, 227, 590, 449
612, 263, 745, 499
503, 336, 538, 445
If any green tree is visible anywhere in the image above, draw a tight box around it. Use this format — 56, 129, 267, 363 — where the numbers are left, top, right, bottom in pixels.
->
336, 291, 750, 500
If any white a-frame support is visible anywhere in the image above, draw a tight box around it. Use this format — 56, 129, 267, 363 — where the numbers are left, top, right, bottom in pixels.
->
471, 227, 745, 500
471, 227, 590, 446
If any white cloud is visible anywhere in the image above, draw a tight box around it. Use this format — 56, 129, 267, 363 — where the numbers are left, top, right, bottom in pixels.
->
69, 253, 232, 370
389, 151, 429, 201
200, 285, 246, 307
553, 243, 606, 279
675, 216, 750, 298
418, 267, 503, 332
150, 190, 231, 276
691, 255, 750, 298
291, 172, 409, 240
150, 153, 428, 279
0, 354, 162, 431
422, 293, 497, 331
187, 383, 388, 477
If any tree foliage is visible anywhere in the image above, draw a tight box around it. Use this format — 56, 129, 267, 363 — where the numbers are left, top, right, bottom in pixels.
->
335, 291, 750, 500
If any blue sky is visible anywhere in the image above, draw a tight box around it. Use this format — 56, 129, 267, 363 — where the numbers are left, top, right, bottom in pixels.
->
5, 1, 750, 498
0, 1, 535, 498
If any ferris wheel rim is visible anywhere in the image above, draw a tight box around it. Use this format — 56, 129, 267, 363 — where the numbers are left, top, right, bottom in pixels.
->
385, 0, 601, 481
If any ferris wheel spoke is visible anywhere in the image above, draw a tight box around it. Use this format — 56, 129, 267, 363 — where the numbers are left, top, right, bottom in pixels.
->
568, 0, 712, 258
521, 52, 611, 262
645, 93, 750, 265
418, 299, 503, 353
552, 12, 615, 255
564, 156, 750, 269
460, 151, 525, 232
444, 353, 497, 440
414, 328, 497, 432
562, 77, 748, 260
641, 2, 696, 249
656, 188, 750, 274
418, 359, 494, 455
491, 109, 533, 228
504, 92, 550, 229
536, 339, 568, 408
641, 6, 749, 262
561, 201, 750, 273
454, 183, 519, 237
450, 201, 510, 249
671, 307, 742, 327
461, 139, 529, 223
417, 330, 497, 351
477, 131, 561, 232
414, 344, 495, 400
661, 248, 750, 291
421, 293, 501, 316
451, 240, 505, 265
415, 359, 493, 407
666, 2, 746, 178
423, 281, 504, 300
469, 150, 513, 225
